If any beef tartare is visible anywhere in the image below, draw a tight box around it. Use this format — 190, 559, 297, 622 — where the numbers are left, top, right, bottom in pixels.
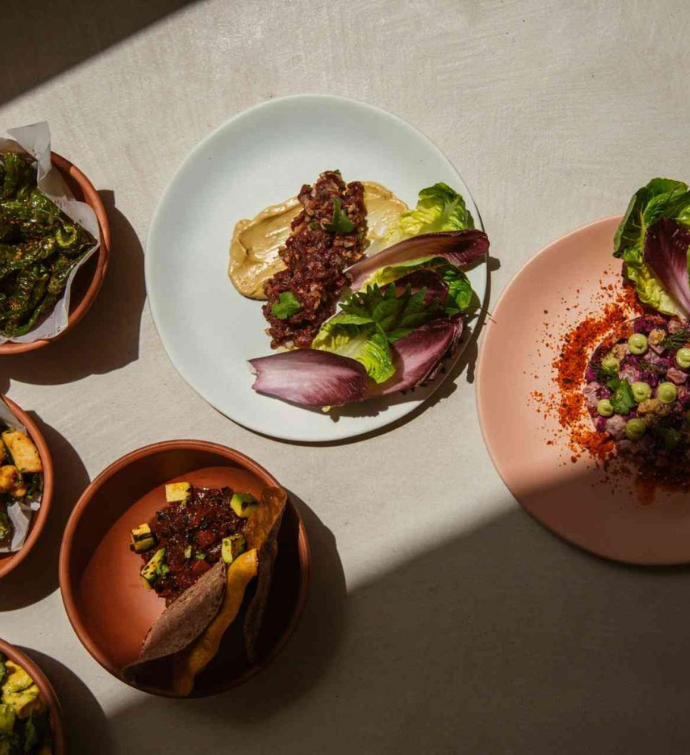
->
584, 314, 690, 482
130, 482, 258, 605
263, 170, 367, 348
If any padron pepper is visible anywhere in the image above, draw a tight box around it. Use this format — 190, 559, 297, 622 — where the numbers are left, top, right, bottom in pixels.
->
0, 152, 95, 337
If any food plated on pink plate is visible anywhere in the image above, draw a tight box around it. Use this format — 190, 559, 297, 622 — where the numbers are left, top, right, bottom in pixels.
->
478, 177, 690, 564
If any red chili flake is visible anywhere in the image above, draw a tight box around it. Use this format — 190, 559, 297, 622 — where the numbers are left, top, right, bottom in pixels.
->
539, 279, 642, 463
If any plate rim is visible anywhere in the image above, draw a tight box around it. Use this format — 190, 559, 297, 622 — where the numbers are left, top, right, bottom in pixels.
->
146, 93, 486, 442
473, 214, 688, 566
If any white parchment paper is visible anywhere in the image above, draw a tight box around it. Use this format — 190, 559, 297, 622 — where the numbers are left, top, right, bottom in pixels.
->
0, 398, 42, 553
0, 121, 101, 343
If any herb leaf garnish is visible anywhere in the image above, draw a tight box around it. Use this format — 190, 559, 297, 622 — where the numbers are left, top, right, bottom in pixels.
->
607, 377, 636, 415
340, 283, 452, 343
594, 361, 618, 381
661, 329, 690, 350
324, 197, 355, 234
271, 291, 302, 319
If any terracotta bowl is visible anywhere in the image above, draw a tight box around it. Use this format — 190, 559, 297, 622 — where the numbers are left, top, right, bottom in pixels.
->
59, 440, 311, 698
0, 396, 54, 579
0, 151, 111, 355
0, 638, 66, 754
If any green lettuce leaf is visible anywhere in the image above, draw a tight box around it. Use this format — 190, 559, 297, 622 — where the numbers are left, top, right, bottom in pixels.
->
624, 262, 686, 317
312, 281, 457, 382
614, 177, 690, 316
384, 183, 474, 245
312, 319, 395, 383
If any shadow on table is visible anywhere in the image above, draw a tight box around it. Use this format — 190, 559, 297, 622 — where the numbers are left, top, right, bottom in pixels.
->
107, 466, 690, 754
20, 647, 111, 755
253, 253, 501, 447
2, 191, 146, 386
0, 415, 89, 610
0, 0, 200, 105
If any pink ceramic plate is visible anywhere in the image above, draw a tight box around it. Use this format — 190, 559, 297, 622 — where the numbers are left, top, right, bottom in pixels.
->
477, 216, 690, 565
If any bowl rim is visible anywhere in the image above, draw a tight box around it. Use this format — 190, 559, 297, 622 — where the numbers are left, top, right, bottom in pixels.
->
0, 150, 111, 355
0, 637, 66, 754
0, 395, 55, 579
58, 439, 311, 697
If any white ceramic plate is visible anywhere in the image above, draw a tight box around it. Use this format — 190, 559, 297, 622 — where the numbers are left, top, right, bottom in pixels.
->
146, 95, 486, 442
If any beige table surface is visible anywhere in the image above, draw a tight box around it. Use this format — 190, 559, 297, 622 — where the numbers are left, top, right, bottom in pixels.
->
2, 0, 690, 752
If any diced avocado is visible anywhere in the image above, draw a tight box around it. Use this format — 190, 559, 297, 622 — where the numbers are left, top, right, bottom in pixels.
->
141, 548, 166, 588
0, 704, 15, 735
1, 430, 42, 474
132, 536, 155, 553
230, 492, 258, 518
165, 482, 192, 503
222, 534, 246, 564
184, 546, 192, 560
129, 523, 156, 553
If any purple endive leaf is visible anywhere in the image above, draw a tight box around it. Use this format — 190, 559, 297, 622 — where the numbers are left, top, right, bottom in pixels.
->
250, 349, 368, 406
644, 218, 690, 316
348, 230, 489, 292
368, 317, 464, 397
393, 269, 448, 304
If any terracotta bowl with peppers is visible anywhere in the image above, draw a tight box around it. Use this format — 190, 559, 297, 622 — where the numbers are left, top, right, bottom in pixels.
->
0, 152, 110, 355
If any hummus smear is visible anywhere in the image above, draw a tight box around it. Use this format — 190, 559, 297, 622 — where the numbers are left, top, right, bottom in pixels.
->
229, 182, 407, 299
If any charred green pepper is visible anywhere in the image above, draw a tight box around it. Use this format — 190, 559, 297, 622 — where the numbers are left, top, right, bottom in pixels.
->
0, 151, 96, 338
0, 507, 12, 544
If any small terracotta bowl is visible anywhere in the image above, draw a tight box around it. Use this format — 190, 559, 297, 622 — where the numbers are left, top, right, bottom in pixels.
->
0, 638, 66, 753
0, 396, 54, 579
59, 440, 311, 698
0, 151, 111, 355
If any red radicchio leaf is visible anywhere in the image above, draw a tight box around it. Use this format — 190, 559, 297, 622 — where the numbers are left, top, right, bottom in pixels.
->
249, 318, 462, 408
347, 230, 489, 292
367, 317, 464, 397
644, 218, 690, 316
249, 349, 368, 406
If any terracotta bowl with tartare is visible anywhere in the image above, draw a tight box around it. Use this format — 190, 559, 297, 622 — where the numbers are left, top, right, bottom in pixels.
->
0, 638, 66, 754
0, 151, 111, 355
59, 440, 310, 697
0, 396, 54, 580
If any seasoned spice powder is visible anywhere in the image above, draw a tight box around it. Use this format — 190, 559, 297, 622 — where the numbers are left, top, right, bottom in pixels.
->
536, 279, 641, 464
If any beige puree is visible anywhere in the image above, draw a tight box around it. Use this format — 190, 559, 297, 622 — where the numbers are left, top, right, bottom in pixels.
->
228, 182, 407, 299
